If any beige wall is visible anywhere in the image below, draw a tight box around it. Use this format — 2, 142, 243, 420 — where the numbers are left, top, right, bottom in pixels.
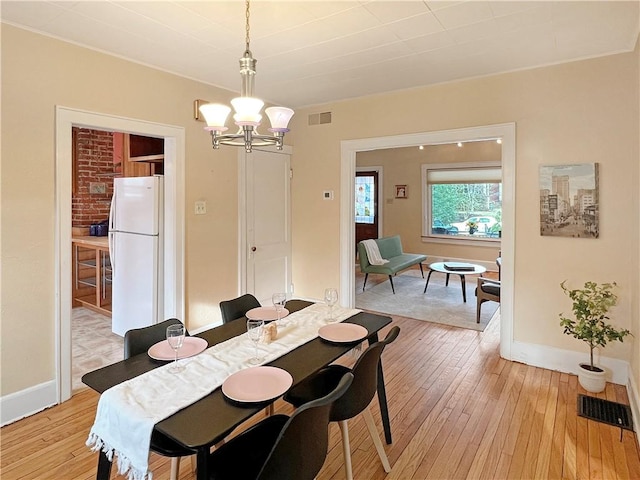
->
1, 23, 638, 406
0, 25, 241, 395
356, 141, 502, 264
288, 48, 639, 373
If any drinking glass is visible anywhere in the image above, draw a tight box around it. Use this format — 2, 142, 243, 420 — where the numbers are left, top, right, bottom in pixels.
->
272, 292, 287, 321
324, 288, 339, 322
246, 319, 264, 365
166, 324, 186, 373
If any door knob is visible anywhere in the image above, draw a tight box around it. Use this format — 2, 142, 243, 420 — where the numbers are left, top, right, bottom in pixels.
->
251, 246, 257, 252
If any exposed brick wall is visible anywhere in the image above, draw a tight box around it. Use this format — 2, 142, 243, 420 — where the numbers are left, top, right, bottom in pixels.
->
72, 128, 120, 228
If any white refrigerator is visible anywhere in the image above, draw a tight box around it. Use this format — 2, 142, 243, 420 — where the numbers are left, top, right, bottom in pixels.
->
108, 175, 163, 337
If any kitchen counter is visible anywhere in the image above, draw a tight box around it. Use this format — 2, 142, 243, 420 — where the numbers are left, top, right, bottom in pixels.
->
72, 235, 109, 249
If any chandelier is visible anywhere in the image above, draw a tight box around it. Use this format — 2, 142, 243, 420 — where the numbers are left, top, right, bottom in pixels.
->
198, 0, 294, 153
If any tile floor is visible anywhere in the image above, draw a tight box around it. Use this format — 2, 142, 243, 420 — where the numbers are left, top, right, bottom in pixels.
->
72, 307, 122, 392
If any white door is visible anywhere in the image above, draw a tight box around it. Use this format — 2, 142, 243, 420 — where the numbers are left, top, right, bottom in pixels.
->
242, 148, 292, 305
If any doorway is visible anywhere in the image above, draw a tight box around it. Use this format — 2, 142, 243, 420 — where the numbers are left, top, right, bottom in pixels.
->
340, 123, 516, 360
55, 107, 185, 403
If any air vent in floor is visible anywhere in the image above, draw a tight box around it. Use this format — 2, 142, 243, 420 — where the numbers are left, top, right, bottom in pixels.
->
577, 394, 633, 434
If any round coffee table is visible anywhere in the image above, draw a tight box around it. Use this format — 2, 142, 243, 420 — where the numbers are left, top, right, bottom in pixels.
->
423, 262, 486, 302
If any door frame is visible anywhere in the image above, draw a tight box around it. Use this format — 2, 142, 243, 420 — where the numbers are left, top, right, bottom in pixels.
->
355, 166, 384, 239
340, 123, 516, 360
238, 145, 293, 297
55, 107, 185, 402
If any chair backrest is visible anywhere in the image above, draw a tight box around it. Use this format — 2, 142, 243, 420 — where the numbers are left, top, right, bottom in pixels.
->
331, 326, 400, 422
123, 318, 186, 359
219, 293, 261, 324
258, 372, 354, 480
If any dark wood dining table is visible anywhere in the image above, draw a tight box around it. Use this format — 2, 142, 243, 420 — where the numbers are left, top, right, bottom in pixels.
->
82, 300, 393, 480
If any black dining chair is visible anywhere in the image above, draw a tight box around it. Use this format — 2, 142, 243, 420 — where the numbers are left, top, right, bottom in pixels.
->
284, 326, 400, 480
207, 372, 354, 480
123, 318, 197, 480
219, 293, 261, 323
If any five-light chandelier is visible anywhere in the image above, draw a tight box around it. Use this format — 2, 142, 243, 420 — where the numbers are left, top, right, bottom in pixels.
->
198, 0, 294, 153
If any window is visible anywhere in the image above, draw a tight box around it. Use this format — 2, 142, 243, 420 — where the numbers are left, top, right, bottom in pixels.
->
355, 174, 376, 224
422, 163, 502, 241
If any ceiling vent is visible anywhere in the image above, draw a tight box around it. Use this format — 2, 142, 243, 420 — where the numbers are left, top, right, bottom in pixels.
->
308, 112, 332, 126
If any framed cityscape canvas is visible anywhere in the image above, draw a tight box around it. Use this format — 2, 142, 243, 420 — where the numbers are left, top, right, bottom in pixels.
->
539, 163, 599, 238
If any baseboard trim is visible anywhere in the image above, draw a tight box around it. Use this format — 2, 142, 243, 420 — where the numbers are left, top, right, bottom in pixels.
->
627, 371, 640, 436
511, 340, 629, 385
1, 380, 57, 426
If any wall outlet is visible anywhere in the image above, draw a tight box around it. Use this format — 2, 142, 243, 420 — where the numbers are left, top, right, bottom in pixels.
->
323, 190, 334, 200
195, 201, 207, 215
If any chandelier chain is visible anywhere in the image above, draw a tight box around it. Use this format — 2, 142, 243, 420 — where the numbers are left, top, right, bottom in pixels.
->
245, 0, 251, 52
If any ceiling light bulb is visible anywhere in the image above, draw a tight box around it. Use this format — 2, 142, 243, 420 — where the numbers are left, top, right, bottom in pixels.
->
419, 145, 424, 150
457, 142, 463, 147
496, 138, 503, 144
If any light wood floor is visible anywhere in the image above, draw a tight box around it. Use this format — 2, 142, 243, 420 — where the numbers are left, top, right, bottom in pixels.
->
2, 311, 639, 480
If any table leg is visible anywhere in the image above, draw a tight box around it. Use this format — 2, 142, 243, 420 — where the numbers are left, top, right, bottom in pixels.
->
369, 333, 392, 444
423, 269, 434, 294
96, 451, 112, 480
460, 275, 467, 302
196, 446, 209, 480
445, 273, 450, 286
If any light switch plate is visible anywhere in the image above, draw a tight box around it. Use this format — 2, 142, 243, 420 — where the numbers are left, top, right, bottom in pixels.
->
195, 201, 207, 215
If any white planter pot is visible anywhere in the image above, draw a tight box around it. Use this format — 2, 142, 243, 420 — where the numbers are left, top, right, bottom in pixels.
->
578, 363, 606, 393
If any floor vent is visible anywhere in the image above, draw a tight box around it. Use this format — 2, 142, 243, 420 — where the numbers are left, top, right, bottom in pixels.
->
578, 394, 633, 433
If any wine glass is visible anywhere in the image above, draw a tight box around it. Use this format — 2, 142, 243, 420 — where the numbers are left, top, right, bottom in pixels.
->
324, 288, 339, 322
272, 292, 287, 321
246, 319, 264, 365
166, 324, 186, 373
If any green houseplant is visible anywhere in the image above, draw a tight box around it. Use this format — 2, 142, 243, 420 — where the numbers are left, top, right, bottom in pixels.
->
559, 281, 631, 392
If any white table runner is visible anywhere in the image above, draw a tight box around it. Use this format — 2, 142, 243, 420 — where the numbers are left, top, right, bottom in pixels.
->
86, 303, 361, 480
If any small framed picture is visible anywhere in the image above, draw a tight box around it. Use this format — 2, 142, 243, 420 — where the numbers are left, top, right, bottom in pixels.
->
395, 185, 407, 199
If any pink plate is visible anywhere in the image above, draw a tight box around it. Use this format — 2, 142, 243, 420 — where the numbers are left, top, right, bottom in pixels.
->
246, 306, 289, 321
222, 366, 293, 403
148, 337, 208, 361
318, 323, 368, 344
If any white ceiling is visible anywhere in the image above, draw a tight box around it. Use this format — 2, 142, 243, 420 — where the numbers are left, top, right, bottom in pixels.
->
2, 1, 639, 108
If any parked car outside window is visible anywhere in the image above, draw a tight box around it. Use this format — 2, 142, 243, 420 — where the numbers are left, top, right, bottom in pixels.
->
431, 219, 459, 235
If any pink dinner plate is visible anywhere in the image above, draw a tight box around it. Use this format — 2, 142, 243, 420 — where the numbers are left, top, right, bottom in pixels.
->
148, 337, 208, 361
246, 306, 289, 321
318, 323, 368, 344
222, 366, 293, 403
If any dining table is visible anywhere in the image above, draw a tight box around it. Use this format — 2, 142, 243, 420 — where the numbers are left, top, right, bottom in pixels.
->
82, 300, 393, 480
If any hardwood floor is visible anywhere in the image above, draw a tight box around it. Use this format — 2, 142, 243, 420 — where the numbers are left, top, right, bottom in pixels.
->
2, 310, 638, 480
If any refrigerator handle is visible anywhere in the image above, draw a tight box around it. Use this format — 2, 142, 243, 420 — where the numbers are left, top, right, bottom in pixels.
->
108, 232, 115, 275
109, 189, 116, 232
108, 191, 116, 273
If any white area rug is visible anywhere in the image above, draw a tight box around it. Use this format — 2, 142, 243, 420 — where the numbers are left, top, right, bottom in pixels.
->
356, 271, 499, 331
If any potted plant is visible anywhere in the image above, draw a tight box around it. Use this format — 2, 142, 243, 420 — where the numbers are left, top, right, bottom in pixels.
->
559, 281, 631, 393
466, 220, 478, 234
